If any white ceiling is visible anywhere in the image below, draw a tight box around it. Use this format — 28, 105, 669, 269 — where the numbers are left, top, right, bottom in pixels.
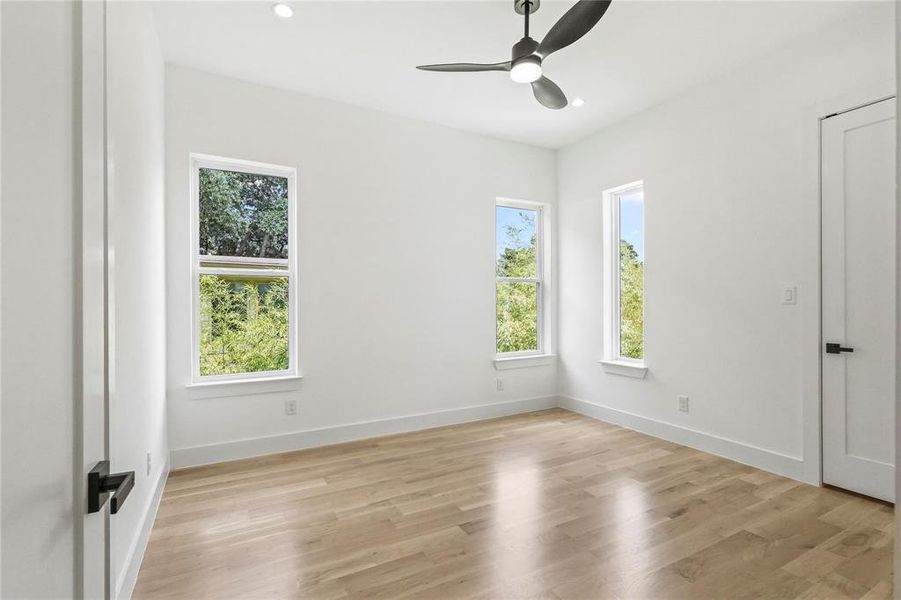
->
151, 0, 877, 148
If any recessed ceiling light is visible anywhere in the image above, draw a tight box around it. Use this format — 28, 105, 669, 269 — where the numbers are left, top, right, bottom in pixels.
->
272, 3, 294, 18
571, 97, 585, 108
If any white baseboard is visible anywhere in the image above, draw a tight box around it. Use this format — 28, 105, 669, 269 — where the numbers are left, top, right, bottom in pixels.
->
171, 396, 558, 469
558, 395, 811, 484
117, 460, 169, 600
172, 393, 809, 483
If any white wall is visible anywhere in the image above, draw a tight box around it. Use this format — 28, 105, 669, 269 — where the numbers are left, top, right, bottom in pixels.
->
1, 2, 77, 596
557, 5, 894, 484
107, 3, 168, 597
165, 66, 557, 467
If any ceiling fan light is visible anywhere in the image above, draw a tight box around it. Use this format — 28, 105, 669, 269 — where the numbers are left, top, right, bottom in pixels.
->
510, 58, 542, 84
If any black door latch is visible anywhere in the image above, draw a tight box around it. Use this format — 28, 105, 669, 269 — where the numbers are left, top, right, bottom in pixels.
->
88, 461, 134, 514
825, 342, 854, 355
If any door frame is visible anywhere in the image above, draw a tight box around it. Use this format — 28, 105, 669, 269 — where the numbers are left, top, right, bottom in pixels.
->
76, 0, 112, 597
805, 88, 896, 489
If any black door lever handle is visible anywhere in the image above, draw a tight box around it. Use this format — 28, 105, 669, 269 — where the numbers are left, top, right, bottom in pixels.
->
88, 461, 135, 514
825, 342, 854, 355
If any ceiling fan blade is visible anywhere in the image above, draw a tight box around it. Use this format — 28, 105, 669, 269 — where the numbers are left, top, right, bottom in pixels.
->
531, 76, 568, 109
537, 0, 612, 58
416, 61, 512, 72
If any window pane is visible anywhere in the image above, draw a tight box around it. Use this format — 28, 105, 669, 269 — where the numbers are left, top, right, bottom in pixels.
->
496, 206, 538, 278
199, 274, 289, 376
199, 168, 289, 259
619, 191, 644, 359
496, 282, 538, 353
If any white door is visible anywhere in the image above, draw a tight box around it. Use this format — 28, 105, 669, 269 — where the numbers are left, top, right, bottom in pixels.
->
822, 97, 896, 502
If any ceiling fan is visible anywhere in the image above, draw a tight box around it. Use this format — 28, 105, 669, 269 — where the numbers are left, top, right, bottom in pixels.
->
416, 0, 612, 110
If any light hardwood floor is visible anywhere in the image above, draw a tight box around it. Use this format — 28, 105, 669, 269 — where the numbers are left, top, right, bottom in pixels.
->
134, 409, 894, 599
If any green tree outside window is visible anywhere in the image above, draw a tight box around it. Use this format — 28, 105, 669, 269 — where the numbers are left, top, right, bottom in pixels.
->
496, 209, 539, 353
197, 166, 291, 376
619, 239, 644, 359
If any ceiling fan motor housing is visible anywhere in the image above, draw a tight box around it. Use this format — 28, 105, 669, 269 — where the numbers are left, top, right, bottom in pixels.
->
512, 37, 540, 62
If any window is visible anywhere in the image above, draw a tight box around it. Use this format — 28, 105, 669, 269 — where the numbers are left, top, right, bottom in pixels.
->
602, 181, 645, 368
191, 155, 297, 383
496, 200, 545, 356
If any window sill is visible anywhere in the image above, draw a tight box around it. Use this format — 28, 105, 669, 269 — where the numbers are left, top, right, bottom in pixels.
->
186, 374, 303, 399
494, 354, 557, 370
597, 359, 647, 379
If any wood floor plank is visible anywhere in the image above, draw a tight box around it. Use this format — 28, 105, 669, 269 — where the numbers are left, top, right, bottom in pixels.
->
134, 409, 894, 599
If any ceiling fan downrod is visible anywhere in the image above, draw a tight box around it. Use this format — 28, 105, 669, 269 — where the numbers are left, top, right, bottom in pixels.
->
512, 0, 542, 65
523, 0, 531, 38
511, 1, 540, 77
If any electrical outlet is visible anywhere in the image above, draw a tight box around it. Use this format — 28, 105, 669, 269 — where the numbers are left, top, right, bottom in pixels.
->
285, 399, 298, 416
678, 395, 690, 413
146, 452, 152, 477
496, 378, 504, 392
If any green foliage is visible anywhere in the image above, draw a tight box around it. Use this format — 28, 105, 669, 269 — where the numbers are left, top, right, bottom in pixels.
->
496, 282, 538, 353
619, 240, 644, 359
496, 213, 537, 278
496, 212, 538, 353
199, 168, 289, 259
199, 275, 289, 376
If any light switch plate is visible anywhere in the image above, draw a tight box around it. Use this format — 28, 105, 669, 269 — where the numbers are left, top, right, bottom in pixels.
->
782, 286, 797, 305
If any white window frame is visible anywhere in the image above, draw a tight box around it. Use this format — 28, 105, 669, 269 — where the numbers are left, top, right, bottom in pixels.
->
189, 154, 299, 384
600, 181, 646, 377
495, 198, 551, 360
